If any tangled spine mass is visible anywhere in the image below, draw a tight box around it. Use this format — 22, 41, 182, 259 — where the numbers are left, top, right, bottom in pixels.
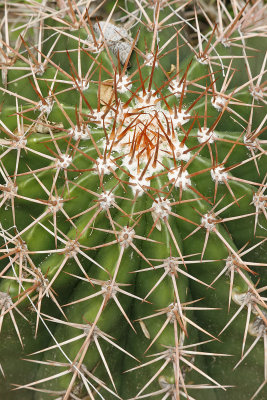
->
0, 0, 266, 399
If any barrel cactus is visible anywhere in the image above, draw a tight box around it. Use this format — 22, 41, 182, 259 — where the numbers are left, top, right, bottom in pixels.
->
0, 0, 266, 399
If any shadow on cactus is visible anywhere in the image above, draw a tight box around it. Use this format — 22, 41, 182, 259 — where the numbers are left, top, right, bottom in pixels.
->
0, 0, 266, 399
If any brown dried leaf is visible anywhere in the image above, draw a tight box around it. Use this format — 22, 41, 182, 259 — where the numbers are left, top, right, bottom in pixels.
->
99, 79, 115, 106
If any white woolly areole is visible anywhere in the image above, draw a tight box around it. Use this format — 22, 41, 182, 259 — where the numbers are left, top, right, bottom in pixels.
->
197, 128, 217, 144
96, 157, 114, 175
232, 290, 256, 312
36, 269, 50, 296
116, 75, 132, 93
33, 63, 45, 76
249, 315, 267, 337
65, 240, 79, 258
173, 142, 191, 161
221, 37, 231, 48
0, 292, 13, 310
73, 79, 89, 92
57, 154, 72, 169
196, 54, 209, 65
91, 110, 113, 126
164, 257, 179, 276
168, 80, 186, 97
212, 95, 227, 111
99, 192, 115, 210
211, 166, 228, 182
253, 193, 266, 210
3, 181, 18, 199
250, 86, 264, 102
119, 227, 135, 248
102, 279, 118, 297
145, 52, 158, 67
49, 196, 63, 212
201, 213, 217, 231
129, 174, 150, 196
13, 137, 27, 149
37, 98, 54, 116
69, 125, 90, 141
243, 134, 259, 151
225, 255, 237, 276
152, 199, 171, 220
134, 90, 159, 110
167, 302, 180, 323
168, 168, 191, 190
167, 108, 190, 129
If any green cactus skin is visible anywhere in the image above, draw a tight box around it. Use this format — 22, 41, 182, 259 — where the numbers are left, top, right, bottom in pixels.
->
0, 1, 266, 399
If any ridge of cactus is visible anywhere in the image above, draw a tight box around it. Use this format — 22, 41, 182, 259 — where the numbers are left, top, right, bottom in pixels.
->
0, 0, 266, 399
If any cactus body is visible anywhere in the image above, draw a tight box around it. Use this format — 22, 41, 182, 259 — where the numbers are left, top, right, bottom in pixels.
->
0, 1, 266, 399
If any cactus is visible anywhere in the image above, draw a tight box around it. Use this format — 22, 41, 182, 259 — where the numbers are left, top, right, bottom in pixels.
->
0, 0, 266, 399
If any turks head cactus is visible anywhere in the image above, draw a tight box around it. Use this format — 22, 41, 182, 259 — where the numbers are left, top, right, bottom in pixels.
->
0, 0, 266, 399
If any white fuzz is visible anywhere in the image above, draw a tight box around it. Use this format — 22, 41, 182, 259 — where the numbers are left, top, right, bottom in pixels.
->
221, 37, 231, 48
168, 168, 191, 190
36, 269, 50, 297
173, 142, 191, 161
197, 128, 217, 144
118, 227, 135, 248
73, 79, 89, 91
33, 63, 45, 76
225, 255, 237, 276
64, 240, 79, 258
158, 375, 176, 393
93, 22, 130, 43
168, 80, 186, 96
69, 125, 90, 141
253, 193, 266, 210
91, 110, 113, 126
0, 292, 13, 310
49, 196, 63, 212
3, 181, 18, 199
37, 98, 54, 116
145, 52, 158, 67
57, 154, 72, 169
196, 54, 209, 64
152, 199, 171, 220
151, 199, 171, 229
96, 157, 114, 175
243, 134, 259, 151
249, 315, 267, 337
116, 75, 132, 93
211, 95, 227, 111
99, 192, 115, 210
201, 213, 217, 231
211, 166, 228, 182
102, 280, 118, 297
167, 109, 190, 129
167, 302, 180, 323
134, 90, 159, 109
13, 137, 27, 149
250, 86, 264, 101
232, 290, 259, 316
164, 257, 179, 276
129, 173, 150, 196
